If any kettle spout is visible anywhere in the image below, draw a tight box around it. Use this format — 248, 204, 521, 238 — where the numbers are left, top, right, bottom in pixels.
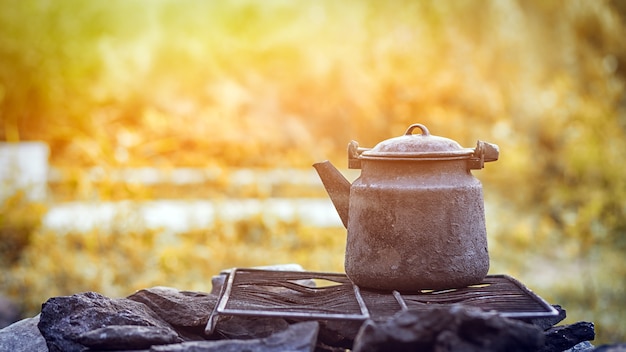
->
313, 161, 351, 228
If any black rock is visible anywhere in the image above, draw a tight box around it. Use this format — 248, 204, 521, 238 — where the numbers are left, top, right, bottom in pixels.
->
529, 305, 567, 330
127, 287, 217, 328
77, 325, 180, 350
212, 316, 290, 340
150, 320, 319, 352
38, 291, 181, 352
0, 295, 20, 329
210, 275, 226, 295
352, 304, 545, 352
316, 319, 363, 349
0, 314, 47, 352
540, 322, 595, 352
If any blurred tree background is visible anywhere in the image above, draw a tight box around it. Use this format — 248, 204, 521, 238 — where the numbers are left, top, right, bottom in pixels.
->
1, 0, 625, 344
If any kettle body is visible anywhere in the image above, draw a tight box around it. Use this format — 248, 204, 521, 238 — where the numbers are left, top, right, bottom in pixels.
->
346, 159, 489, 291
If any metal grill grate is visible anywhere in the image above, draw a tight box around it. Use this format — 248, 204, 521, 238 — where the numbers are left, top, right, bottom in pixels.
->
205, 269, 557, 334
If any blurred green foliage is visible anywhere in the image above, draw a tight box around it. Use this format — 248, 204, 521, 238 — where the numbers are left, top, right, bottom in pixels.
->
0, 192, 46, 266
1, 0, 625, 344
0, 214, 346, 312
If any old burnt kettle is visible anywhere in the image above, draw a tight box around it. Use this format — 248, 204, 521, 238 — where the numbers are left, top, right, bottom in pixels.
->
313, 123, 499, 291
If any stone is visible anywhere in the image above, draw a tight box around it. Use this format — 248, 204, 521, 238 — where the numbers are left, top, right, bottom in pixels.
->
210, 275, 226, 295
127, 287, 217, 328
316, 319, 362, 349
540, 322, 596, 352
151, 321, 319, 352
0, 295, 20, 329
546, 322, 596, 351
76, 325, 180, 350
38, 291, 181, 352
211, 316, 290, 340
529, 305, 567, 330
0, 314, 47, 352
565, 341, 595, 351
352, 304, 545, 352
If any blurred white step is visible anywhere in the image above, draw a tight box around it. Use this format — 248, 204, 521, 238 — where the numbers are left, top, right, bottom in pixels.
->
42, 198, 344, 234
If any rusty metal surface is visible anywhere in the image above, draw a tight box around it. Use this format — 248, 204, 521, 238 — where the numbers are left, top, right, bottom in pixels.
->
359, 274, 558, 320
204, 269, 557, 334
313, 123, 499, 291
345, 159, 491, 291
205, 268, 369, 334
360, 124, 474, 159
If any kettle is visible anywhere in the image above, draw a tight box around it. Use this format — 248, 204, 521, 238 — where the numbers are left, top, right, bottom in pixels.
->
313, 123, 499, 291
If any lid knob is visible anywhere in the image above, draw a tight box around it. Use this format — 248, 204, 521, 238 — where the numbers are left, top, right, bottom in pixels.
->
404, 124, 430, 136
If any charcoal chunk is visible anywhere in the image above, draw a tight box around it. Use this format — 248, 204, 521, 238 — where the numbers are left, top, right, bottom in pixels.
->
529, 305, 567, 330
127, 287, 217, 328
151, 321, 319, 352
77, 325, 179, 350
540, 321, 595, 352
352, 304, 544, 352
38, 291, 180, 352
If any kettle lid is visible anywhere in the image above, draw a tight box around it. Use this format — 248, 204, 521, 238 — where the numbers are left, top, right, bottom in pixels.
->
360, 123, 474, 160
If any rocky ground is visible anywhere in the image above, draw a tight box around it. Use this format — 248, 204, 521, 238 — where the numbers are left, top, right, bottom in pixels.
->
0, 267, 623, 352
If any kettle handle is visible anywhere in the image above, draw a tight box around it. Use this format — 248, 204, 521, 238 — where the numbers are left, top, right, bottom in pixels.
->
468, 141, 500, 169
348, 141, 371, 169
404, 124, 430, 136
